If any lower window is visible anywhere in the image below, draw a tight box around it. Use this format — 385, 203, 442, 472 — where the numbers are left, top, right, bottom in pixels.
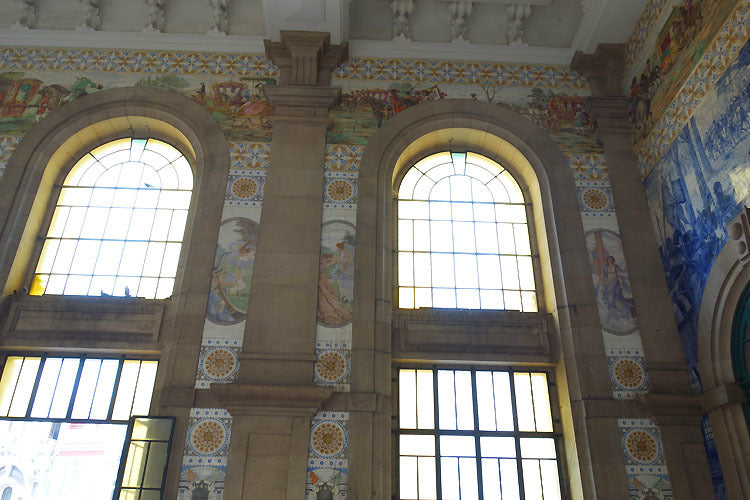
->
0, 354, 158, 500
397, 368, 562, 500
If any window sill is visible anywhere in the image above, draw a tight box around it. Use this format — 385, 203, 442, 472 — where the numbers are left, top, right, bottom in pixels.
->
1, 294, 165, 347
392, 308, 554, 362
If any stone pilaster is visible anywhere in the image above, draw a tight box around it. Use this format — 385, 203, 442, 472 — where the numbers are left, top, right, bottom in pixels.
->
572, 43, 714, 499
220, 31, 347, 500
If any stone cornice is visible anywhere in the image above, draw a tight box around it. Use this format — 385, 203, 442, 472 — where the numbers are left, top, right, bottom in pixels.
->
204, 384, 334, 417
264, 30, 348, 86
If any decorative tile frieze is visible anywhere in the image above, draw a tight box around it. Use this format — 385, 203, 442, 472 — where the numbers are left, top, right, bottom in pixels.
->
325, 144, 363, 171
568, 153, 609, 181
333, 58, 587, 89
618, 419, 672, 500
625, 0, 671, 75
179, 408, 233, 500
0, 135, 21, 181
306, 412, 349, 500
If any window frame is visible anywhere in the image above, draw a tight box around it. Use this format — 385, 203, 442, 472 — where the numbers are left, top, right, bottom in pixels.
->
24, 135, 196, 301
392, 364, 566, 500
392, 149, 545, 314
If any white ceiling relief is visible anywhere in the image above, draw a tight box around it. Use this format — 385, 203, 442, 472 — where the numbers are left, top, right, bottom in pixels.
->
0, 0, 646, 64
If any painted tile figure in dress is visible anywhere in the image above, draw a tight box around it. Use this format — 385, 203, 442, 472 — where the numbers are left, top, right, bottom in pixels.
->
317, 230, 355, 328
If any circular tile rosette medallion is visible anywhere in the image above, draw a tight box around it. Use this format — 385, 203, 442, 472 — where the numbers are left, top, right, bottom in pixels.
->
201, 347, 239, 381
315, 350, 348, 383
612, 357, 645, 390
581, 187, 608, 210
326, 179, 354, 202
624, 429, 659, 464
310, 421, 346, 457
190, 419, 227, 455
231, 177, 258, 199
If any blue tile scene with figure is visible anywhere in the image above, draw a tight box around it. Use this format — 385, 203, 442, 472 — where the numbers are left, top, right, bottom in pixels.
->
644, 38, 750, 389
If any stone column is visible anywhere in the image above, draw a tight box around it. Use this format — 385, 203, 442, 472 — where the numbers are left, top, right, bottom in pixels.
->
218, 31, 347, 499
572, 44, 714, 499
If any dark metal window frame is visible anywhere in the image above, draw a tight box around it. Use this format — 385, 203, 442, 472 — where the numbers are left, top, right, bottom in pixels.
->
394, 365, 565, 500
0, 352, 158, 424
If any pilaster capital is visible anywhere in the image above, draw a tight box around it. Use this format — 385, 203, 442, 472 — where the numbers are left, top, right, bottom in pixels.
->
264, 30, 348, 86
264, 85, 341, 121
570, 43, 625, 97
584, 96, 634, 140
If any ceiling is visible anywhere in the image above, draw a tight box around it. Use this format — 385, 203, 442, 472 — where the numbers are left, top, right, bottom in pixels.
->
0, 0, 647, 64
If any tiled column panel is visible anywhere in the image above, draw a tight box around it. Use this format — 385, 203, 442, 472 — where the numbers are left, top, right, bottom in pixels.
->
178, 408, 233, 499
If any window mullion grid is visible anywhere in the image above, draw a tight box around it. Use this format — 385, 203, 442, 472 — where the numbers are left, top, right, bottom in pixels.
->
128, 361, 143, 417
433, 368, 442, 500
86, 359, 105, 420
88, 187, 117, 295
494, 201, 506, 307
448, 179, 458, 308
471, 370, 485, 500
64, 355, 86, 420
107, 358, 125, 421
507, 368, 526, 499
23, 355, 46, 418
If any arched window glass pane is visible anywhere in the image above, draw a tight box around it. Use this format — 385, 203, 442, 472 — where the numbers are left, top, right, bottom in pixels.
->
397, 152, 536, 311
30, 138, 193, 299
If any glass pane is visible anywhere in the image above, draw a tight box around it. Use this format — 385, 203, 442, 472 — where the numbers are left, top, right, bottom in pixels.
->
428, 163, 458, 184
132, 417, 174, 440
481, 437, 517, 458
47, 206, 70, 237
399, 168, 422, 198
415, 287, 432, 308
482, 459, 502, 500
437, 370, 456, 430
520, 438, 557, 459
58, 187, 92, 207
413, 220, 430, 252
8, 357, 40, 417
399, 252, 414, 287
477, 255, 502, 289
80, 207, 110, 239
475, 222, 498, 253
131, 361, 158, 416
35, 239, 60, 274
430, 178, 450, 201
90, 359, 120, 420
497, 223, 516, 254
451, 202, 473, 221
440, 435, 475, 457
51, 239, 76, 274
455, 254, 478, 288
500, 256, 520, 289
400, 200, 429, 219
514, 373, 535, 432
456, 288, 480, 309
414, 253, 431, 287
71, 359, 102, 419
155, 278, 174, 299
416, 370, 434, 430
500, 459, 521, 500
476, 372, 496, 431
103, 208, 132, 239
112, 361, 140, 420
157, 190, 191, 210
499, 171, 524, 203
453, 222, 476, 252
400, 369, 417, 429
459, 457, 479, 500
399, 287, 415, 309
430, 201, 452, 220
430, 221, 453, 252
513, 224, 531, 255
69, 240, 100, 275
540, 459, 562, 500
450, 176, 472, 202
0, 357, 24, 416
90, 187, 115, 206
480, 289, 503, 309
413, 174, 434, 200
122, 441, 147, 487
518, 256, 534, 290
433, 288, 456, 308
493, 372, 515, 431
400, 435, 435, 456
399, 219, 414, 251
504, 290, 522, 311
112, 188, 138, 207
455, 371, 474, 430
400, 456, 418, 499
522, 459, 544, 500
440, 457, 460, 499
451, 152, 466, 175
48, 358, 80, 418
142, 441, 169, 488
31, 358, 62, 418
471, 180, 494, 203
127, 209, 156, 240
531, 373, 553, 432
45, 274, 68, 294
160, 243, 182, 277
431, 254, 454, 288
521, 291, 538, 312
119, 242, 148, 276
418, 456, 437, 499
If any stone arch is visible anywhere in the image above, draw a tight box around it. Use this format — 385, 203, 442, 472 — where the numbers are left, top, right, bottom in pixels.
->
698, 208, 750, 498
0, 87, 230, 495
349, 98, 611, 499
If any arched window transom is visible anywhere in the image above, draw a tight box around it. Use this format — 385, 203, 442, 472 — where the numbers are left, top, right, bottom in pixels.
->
30, 137, 193, 299
397, 152, 536, 311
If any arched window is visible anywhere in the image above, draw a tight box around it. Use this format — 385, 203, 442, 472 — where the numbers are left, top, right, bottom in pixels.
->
29, 137, 193, 299
397, 151, 536, 311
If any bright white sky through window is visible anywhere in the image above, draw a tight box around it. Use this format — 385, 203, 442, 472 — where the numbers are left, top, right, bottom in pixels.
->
397, 152, 536, 311
30, 138, 193, 299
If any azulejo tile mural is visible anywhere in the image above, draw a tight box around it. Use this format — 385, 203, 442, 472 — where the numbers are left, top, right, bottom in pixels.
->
306, 412, 349, 500
179, 408, 233, 500
625, 0, 671, 75
636, 0, 750, 176
0, 134, 21, 181
196, 339, 241, 389
618, 419, 672, 500
643, 36, 750, 386
568, 153, 609, 181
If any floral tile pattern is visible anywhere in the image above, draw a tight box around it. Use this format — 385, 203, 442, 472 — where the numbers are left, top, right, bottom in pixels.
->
306, 412, 349, 500
568, 153, 609, 181
195, 338, 242, 389
179, 408, 233, 500
618, 419, 672, 500
333, 58, 588, 89
325, 144, 363, 171
625, 0, 671, 75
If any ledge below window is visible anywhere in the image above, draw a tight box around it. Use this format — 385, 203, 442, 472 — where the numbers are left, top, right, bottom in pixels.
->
1, 294, 165, 348
392, 308, 555, 363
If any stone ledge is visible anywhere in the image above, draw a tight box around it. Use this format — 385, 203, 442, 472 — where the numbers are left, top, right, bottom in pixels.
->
392, 308, 553, 359
1, 294, 164, 343
202, 383, 334, 417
